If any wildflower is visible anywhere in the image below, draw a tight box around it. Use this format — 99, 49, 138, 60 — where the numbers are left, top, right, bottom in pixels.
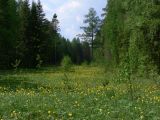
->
48, 111, 51, 114
140, 115, 144, 119
99, 109, 102, 112
68, 113, 72, 117
75, 101, 78, 104
94, 98, 98, 101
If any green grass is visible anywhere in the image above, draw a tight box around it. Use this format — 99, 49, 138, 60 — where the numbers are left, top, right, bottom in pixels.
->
0, 66, 160, 120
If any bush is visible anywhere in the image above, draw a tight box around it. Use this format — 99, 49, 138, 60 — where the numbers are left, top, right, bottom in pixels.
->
36, 54, 43, 68
61, 56, 72, 71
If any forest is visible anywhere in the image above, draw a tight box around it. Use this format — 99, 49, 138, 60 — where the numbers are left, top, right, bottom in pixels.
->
0, 0, 160, 119
0, 0, 91, 69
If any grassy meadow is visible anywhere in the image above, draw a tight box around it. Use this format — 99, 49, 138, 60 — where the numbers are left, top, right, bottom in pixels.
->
0, 66, 160, 120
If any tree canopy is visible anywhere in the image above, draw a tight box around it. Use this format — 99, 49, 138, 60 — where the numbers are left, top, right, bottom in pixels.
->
95, 0, 160, 73
0, 0, 91, 69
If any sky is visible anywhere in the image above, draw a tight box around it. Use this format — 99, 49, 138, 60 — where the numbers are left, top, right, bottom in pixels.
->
38, 0, 107, 40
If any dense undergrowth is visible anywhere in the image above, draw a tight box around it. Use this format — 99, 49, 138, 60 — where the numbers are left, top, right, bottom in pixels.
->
0, 66, 159, 120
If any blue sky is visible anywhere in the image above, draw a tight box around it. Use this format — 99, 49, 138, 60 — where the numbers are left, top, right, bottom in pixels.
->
39, 0, 107, 40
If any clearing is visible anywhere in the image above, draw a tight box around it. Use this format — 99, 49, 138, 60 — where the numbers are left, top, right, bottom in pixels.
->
0, 66, 160, 119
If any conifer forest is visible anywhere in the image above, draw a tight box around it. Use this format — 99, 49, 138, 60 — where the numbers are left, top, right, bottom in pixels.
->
0, 0, 160, 119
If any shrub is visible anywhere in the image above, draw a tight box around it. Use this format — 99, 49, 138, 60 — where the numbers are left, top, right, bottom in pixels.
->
36, 54, 43, 68
61, 56, 72, 71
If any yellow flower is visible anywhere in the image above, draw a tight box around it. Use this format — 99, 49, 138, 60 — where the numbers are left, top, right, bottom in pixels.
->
140, 115, 144, 119
48, 111, 51, 114
68, 113, 72, 117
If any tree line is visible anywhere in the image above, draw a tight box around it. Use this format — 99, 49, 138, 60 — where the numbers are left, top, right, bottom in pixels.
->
0, 0, 91, 69
95, 0, 160, 74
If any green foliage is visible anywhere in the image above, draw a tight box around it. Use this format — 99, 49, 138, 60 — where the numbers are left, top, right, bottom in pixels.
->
0, 0, 19, 69
80, 8, 101, 59
36, 54, 43, 68
101, 77, 109, 87
61, 56, 72, 71
71, 38, 83, 64
0, 0, 92, 69
81, 41, 91, 63
11, 59, 21, 70
0, 66, 159, 119
95, 0, 160, 101
137, 55, 150, 77
62, 73, 74, 90
82, 61, 89, 66
96, 0, 160, 75
149, 65, 160, 86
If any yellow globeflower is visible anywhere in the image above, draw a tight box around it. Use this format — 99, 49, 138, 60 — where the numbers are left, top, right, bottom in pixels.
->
48, 111, 51, 114
140, 115, 144, 119
75, 101, 78, 104
68, 113, 72, 117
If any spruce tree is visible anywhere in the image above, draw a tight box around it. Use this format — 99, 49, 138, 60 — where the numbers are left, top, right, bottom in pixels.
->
17, 0, 30, 67
26, 1, 40, 67
0, 0, 18, 69
71, 38, 83, 64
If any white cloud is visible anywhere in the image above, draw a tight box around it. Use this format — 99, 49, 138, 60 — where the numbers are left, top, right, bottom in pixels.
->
39, 0, 106, 39
43, 4, 53, 13
65, 25, 75, 33
56, 1, 81, 14
64, 25, 80, 39
76, 16, 83, 24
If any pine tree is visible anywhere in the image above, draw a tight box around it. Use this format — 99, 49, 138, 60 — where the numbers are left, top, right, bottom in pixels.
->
51, 13, 60, 64
80, 8, 101, 60
52, 13, 60, 32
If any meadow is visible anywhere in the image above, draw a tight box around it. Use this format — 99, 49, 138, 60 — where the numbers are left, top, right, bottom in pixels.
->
0, 66, 160, 120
